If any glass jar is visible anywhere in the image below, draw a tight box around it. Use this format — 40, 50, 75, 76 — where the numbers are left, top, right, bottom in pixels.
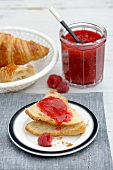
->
59, 22, 107, 88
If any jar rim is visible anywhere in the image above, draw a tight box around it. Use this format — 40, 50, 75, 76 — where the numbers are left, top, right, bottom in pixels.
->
59, 22, 107, 48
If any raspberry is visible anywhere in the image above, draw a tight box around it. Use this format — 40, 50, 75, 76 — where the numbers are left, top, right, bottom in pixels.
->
57, 81, 69, 93
38, 132, 53, 147
47, 74, 62, 88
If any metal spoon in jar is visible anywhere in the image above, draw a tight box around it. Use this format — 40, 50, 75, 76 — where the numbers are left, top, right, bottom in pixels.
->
49, 7, 84, 43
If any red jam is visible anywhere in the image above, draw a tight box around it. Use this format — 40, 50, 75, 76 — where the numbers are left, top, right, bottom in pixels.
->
65, 30, 101, 43
37, 96, 72, 124
61, 30, 105, 85
56, 126, 61, 131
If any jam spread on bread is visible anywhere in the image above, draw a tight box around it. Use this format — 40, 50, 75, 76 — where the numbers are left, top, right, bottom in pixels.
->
56, 126, 61, 131
37, 96, 72, 124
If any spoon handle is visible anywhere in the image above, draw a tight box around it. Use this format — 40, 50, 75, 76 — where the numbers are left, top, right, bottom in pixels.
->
49, 7, 63, 22
60, 20, 81, 43
49, 7, 81, 43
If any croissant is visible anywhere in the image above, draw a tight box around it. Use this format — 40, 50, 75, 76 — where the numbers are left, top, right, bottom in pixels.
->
0, 33, 49, 67
0, 63, 36, 83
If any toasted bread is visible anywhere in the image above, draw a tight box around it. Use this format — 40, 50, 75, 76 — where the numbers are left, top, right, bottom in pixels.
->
25, 90, 84, 126
25, 120, 86, 136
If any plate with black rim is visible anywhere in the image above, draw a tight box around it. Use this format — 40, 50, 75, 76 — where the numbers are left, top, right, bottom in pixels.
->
8, 101, 99, 157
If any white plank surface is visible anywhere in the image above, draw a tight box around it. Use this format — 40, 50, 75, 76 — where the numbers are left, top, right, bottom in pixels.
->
0, 0, 113, 160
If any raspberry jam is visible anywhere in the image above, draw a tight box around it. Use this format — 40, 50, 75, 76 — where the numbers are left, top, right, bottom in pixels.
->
56, 126, 61, 131
60, 23, 107, 87
37, 96, 72, 124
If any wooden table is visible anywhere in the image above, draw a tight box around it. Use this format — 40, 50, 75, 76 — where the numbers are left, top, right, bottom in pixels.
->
0, 0, 113, 159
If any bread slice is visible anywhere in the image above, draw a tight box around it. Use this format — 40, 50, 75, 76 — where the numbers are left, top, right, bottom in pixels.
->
25, 90, 84, 126
25, 120, 87, 136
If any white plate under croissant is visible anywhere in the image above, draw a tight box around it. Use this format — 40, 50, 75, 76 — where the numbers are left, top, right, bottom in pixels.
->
0, 26, 58, 93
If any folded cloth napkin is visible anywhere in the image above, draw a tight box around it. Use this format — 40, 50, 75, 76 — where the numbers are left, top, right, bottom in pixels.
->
0, 92, 113, 170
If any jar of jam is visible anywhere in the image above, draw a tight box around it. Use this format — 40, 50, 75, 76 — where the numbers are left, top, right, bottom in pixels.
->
59, 22, 107, 88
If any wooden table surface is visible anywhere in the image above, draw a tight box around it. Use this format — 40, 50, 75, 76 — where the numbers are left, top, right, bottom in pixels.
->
0, 0, 113, 160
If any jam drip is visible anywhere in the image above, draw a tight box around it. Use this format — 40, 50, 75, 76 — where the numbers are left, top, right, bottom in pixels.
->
37, 96, 72, 124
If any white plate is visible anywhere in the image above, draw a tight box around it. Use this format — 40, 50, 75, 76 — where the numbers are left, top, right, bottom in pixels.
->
0, 26, 58, 93
8, 101, 99, 157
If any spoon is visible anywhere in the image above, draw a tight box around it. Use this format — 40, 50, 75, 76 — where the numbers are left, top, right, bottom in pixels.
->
49, 7, 83, 43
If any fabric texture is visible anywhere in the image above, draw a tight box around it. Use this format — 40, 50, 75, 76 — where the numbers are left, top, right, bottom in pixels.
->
0, 92, 113, 170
